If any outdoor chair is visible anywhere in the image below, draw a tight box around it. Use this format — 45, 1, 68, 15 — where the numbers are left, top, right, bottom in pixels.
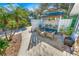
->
45, 32, 55, 40
64, 33, 78, 47
64, 37, 75, 47
35, 28, 41, 34
39, 31, 46, 37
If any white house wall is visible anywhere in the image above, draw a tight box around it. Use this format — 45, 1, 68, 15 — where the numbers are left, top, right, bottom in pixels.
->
59, 19, 72, 28
31, 19, 72, 31
31, 19, 43, 31
58, 19, 72, 32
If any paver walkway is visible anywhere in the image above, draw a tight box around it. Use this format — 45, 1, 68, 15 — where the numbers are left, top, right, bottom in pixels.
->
26, 42, 74, 56
29, 32, 73, 54
18, 26, 32, 56
30, 32, 64, 51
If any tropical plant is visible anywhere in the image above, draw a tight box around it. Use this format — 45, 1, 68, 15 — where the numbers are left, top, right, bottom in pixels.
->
61, 27, 74, 36
0, 38, 9, 56
0, 4, 30, 41
0, 7, 9, 40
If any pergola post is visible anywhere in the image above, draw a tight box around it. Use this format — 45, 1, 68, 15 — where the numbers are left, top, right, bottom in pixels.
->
57, 16, 62, 32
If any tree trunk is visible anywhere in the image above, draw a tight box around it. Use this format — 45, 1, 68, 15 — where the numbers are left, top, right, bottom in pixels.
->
2, 29, 8, 40
9, 30, 16, 41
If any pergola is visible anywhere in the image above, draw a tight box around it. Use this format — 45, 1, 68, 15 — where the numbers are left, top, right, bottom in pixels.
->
42, 11, 64, 19
42, 11, 70, 32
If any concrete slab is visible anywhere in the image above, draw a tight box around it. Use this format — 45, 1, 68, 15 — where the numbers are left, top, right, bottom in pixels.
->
18, 26, 32, 56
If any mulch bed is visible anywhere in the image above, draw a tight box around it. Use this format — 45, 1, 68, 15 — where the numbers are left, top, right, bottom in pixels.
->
5, 33, 22, 56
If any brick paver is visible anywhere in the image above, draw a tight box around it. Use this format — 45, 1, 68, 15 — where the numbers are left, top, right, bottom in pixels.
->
26, 42, 74, 56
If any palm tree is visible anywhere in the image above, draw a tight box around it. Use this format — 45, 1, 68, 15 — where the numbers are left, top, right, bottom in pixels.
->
0, 7, 9, 40
34, 3, 49, 17
7, 5, 30, 41
0, 4, 30, 41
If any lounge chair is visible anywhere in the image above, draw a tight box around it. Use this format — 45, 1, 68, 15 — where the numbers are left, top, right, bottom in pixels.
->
45, 32, 55, 40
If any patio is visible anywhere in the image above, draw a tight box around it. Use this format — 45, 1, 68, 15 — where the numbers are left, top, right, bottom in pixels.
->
28, 31, 73, 54
0, 3, 79, 56
26, 42, 74, 56
30, 8, 76, 55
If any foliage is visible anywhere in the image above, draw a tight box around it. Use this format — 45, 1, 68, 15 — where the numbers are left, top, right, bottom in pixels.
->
61, 27, 74, 36
19, 19, 29, 28
6, 20, 17, 30
0, 38, 9, 55
71, 15, 78, 27
0, 4, 30, 41
62, 15, 68, 19
65, 27, 74, 36
30, 11, 40, 19
48, 18, 55, 20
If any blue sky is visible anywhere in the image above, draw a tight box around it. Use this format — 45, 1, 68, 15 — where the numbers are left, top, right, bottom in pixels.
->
0, 3, 57, 11
0, 3, 40, 10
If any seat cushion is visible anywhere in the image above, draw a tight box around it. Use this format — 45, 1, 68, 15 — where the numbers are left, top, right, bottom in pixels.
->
64, 37, 75, 47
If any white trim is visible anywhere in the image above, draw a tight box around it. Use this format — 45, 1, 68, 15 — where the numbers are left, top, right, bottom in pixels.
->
74, 15, 79, 33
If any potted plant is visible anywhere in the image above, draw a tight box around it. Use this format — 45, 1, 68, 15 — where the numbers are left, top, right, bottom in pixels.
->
62, 27, 75, 47
60, 27, 74, 37
64, 27, 74, 37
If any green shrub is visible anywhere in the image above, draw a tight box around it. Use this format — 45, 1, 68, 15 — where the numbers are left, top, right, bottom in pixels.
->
71, 15, 77, 27
0, 38, 9, 56
60, 27, 74, 36
64, 27, 74, 36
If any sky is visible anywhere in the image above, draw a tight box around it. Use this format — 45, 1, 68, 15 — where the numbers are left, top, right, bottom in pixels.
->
0, 3, 58, 11
0, 3, 40, 11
